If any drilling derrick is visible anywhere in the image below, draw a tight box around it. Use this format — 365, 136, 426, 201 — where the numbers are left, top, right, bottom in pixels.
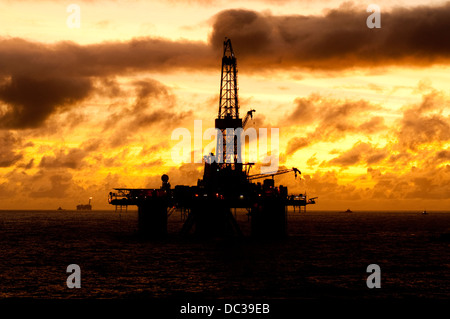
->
201, 38, 248, 199
108, 38, 316, 239
216, 38, 242, 166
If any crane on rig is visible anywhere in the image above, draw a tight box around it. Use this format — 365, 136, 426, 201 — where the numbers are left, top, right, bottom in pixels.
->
243, 109, 256, 128
248, 168, 301, 181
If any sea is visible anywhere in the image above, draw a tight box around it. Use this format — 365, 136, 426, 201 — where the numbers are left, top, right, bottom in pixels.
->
0, 209, 449, 308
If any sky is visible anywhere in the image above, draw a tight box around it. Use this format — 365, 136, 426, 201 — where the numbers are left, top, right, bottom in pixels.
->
0, 0, 449, 210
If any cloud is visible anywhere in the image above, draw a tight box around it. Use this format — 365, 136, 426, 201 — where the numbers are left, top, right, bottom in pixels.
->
133, 79, 173, 103
368, 165, 450, 201
39, 148, 89, 170
0, 131, 24, 167
38, 138, 102, 170
283, 94, 385, 156
0, 76, 92, 129
17, 158, 34, 170
286, 137, 310, 157
209, 3, 450, 71
94, 77, 124, 98
295, 170, 363, 201
0, 37, 214, 78
306, 153, 318, 167
436, 149, 450, 161
395, 91, 450, 151
357, 116, 386, 134
399, 112, 450, 151
0, 2, 449, 80
290, 89, 449, 171
0, 37, 210, 129
140, 141, 170, 157
129, 109, 192, 129
103, 78, 193, 148
1, 2, 450, 130
327, 142, 388, 167
29, 172, 73, 199
126, 78, 191, 129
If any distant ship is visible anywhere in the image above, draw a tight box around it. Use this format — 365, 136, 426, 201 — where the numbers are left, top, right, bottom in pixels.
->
77, 197, 92, 211
343, 208, 353, 213
422, 210, 428, 215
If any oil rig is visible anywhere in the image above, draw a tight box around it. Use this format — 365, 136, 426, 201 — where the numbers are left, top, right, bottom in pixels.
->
108, 38, 316, 238
77, 197, 92, 211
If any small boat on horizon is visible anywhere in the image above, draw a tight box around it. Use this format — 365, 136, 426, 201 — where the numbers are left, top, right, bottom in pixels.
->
422, 210, 428, 215
343, 208, 353, 213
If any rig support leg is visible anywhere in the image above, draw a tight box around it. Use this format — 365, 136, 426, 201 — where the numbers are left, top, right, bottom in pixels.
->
137, 201, 168, 238
181, 202, 242, 237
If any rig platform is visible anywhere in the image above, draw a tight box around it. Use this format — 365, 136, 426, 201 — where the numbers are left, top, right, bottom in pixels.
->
108, 38, 316, 238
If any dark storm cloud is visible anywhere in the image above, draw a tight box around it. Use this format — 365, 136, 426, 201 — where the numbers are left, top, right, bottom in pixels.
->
210, 3, 450, 70
1, 1, 450, 79
1, 2, 450, 130
0, 2, 449, 80
0, 37, 214, 78
0, 76, 92, 129
0, 37, 210, 129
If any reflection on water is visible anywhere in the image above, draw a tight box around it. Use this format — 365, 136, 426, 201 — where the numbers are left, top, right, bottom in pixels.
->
0, 209, 449, 299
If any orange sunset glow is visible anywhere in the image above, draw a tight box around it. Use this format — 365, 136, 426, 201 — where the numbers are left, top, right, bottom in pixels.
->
0, 0, 449, 210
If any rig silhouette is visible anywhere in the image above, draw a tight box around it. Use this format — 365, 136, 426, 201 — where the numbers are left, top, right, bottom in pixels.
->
108, 38, 316, 238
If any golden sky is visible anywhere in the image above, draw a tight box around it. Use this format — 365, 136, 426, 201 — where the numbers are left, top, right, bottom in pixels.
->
0, 0, 449, 210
